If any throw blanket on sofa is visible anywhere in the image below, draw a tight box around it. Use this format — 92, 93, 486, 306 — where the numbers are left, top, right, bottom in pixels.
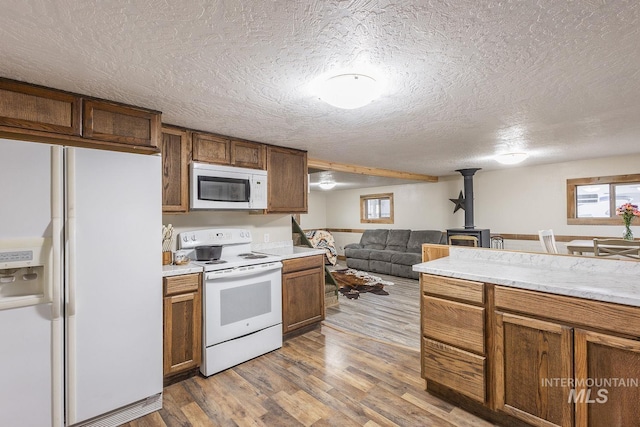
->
305, 230, 338, 265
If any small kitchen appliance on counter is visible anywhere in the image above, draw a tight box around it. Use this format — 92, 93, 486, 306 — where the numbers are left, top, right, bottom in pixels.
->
178, 228, 283, 376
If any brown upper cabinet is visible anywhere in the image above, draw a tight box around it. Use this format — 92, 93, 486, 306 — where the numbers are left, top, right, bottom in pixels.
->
266, 146, 308, 213
192, 131, 265, 170
83, 99, 160, 149
0, 78, 161, 154
161, 126, 191, 213
231, 139, 265, 169
192, 132, 231, 164
0, 78, 81, 136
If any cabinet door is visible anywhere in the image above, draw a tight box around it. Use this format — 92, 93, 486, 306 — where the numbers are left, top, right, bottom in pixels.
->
0, 78, 81, 136
231, 140, 265, 169
163, 275, 201, 377
267, 146, 307, 213
574, 330, 640, 427
192, 132, 231, 164
282, 262, 324, 333
161, 126, 191, 212
83, 99, 160, 148
495, 312, 573, 427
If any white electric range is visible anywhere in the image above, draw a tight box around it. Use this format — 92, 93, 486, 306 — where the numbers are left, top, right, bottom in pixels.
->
178, 228, 283, 376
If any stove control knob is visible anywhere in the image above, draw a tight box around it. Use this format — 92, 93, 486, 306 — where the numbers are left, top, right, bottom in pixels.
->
191, 235, 196, 241
182, 235, 188, 242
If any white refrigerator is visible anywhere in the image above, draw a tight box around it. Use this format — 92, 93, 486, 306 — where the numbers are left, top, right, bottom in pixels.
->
0, 139, 163, 426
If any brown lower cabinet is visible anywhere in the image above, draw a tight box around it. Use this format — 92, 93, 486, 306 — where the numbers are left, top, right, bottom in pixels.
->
163, 273, 202, 383
420, 273, 640, 427
421, 274, 487, 403
282, 255, 324, 335
495, 312, 574, 427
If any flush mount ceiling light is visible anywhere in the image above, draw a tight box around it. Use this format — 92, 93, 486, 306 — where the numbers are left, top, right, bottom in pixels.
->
318, 181, 337, 190
495, 152, 529, 165
318, 74, 380, 109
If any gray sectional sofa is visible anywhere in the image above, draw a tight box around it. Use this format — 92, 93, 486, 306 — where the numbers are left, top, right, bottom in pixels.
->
344, 229, 447, 279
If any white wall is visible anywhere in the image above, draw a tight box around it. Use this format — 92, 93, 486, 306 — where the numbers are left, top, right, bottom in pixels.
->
299, 191, 327, 230
319, 178, 459, 254
307, 153, 640, 255
474, 154, 640, 238
162, 211, 292, 251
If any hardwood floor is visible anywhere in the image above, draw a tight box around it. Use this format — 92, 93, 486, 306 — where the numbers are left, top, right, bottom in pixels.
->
324, 266, 421, 349
125, 267, 495, 426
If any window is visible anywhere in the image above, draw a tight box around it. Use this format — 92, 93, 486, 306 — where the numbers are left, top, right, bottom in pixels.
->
567, 174, 640, 225
360, 193, 394, 224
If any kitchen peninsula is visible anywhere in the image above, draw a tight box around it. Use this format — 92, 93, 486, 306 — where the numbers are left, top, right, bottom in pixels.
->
413, 247, 640, 427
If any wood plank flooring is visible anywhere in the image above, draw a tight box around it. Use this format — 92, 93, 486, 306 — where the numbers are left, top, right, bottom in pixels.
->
124, 266, 496, 426
125, 326, 493, 427
324, 266, 421, 349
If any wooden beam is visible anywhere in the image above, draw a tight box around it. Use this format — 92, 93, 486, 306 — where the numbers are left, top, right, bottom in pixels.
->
308, 158, 438, 183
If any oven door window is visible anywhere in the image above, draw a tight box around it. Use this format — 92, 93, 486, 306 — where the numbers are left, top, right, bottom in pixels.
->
198, 176, 250, 202
220, 281, 271, 325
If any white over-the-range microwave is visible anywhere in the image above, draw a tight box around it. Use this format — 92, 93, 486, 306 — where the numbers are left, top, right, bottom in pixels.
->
190, 162, 268, 210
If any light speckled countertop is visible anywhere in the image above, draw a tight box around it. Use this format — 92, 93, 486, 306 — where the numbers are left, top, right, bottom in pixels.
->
257, 245, 325, 260
162, 263, 203, 277
413, 247, 640, 307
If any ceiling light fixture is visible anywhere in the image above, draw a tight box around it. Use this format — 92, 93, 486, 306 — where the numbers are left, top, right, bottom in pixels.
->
318, 74, 380, 109
495, 152, 529, 165
318, 181, 337, 190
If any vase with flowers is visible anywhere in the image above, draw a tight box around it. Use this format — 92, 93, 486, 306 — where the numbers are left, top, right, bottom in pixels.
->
616, 203, 640, 241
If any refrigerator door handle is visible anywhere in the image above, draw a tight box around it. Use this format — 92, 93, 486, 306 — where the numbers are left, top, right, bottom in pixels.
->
51, 147, 63, 321
66, 147, 78, 423
51, 145, 64, 427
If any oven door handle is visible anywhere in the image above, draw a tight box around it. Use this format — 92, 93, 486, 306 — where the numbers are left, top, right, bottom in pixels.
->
205, 261, 282, 281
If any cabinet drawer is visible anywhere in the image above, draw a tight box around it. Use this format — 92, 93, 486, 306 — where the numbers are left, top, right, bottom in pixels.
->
494, 286, 640, 337
422, 295, 485, 354
422, 337, 486, 403
164, 273, 200, 296
282, 254, 323, 274
422, 274, 484, 304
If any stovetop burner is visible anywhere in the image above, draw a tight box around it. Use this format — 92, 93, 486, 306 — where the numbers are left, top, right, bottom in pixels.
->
204, 259, 227, 265
238, 253, 268, 259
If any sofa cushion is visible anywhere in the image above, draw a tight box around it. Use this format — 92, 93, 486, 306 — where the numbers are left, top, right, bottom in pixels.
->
344, 247, 371, 260
361, 229, 389, 250
369, 249, 395, 262
384, 229, 411, 252
391, 263, 419, 280
406, 230, 445, 253
390, 251, 422, 266
369, 260, 391, 275
346, 258, 369, 271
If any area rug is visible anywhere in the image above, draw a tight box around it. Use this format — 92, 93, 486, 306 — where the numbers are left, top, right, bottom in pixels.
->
331, 268, 393, 299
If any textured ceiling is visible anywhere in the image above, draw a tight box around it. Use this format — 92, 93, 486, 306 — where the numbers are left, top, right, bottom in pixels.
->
1, 0, 639, 177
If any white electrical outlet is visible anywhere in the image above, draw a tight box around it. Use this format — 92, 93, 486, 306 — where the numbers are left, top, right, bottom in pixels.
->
264, 233, 270, 243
